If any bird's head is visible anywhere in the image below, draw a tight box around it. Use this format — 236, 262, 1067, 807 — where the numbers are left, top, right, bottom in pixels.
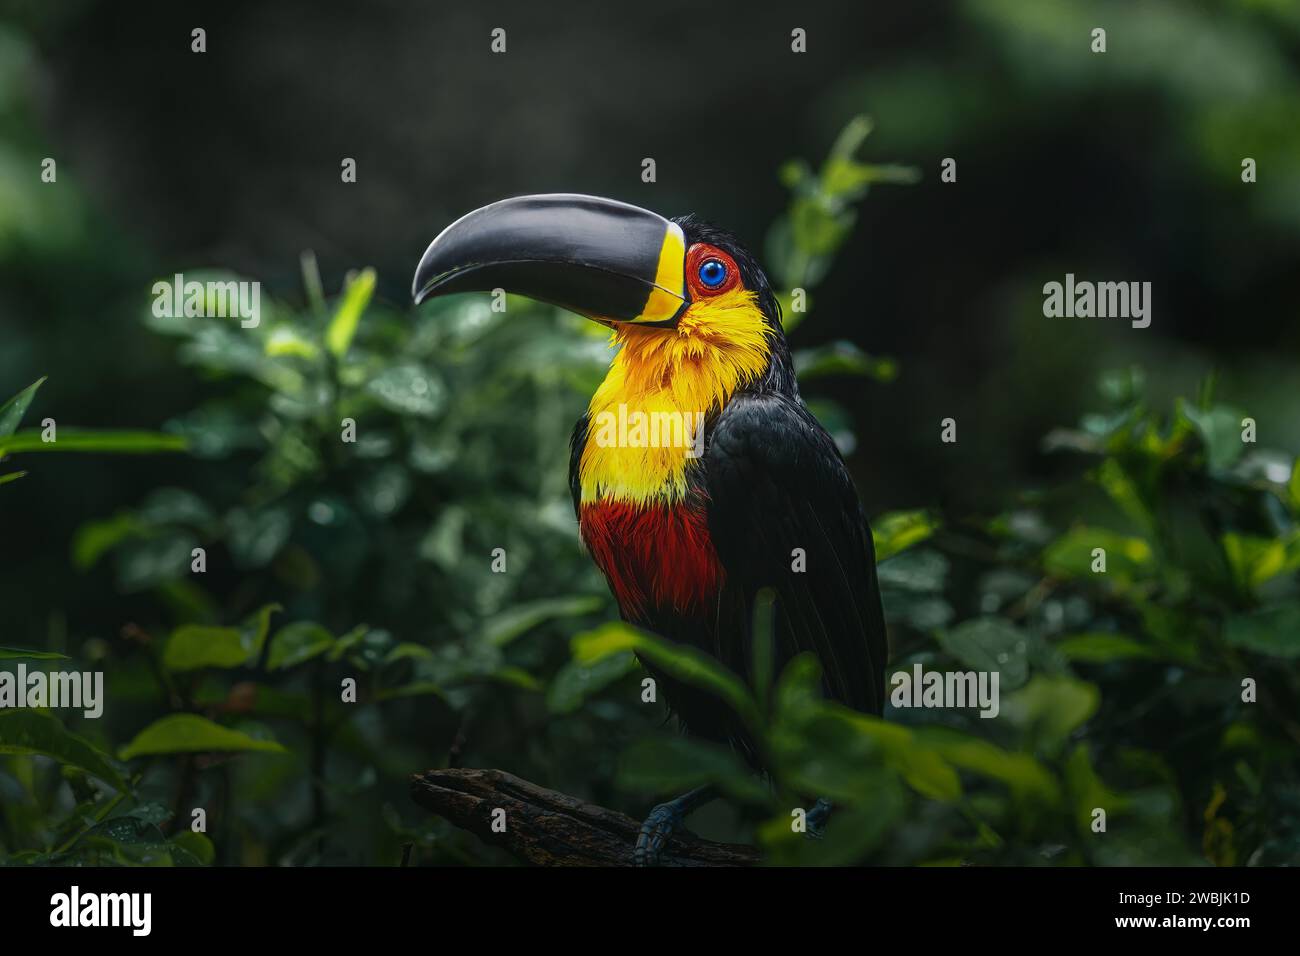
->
412, 194, 793, 400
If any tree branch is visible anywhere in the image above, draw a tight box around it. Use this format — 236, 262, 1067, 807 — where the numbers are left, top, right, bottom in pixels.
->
409, 768, 760, 867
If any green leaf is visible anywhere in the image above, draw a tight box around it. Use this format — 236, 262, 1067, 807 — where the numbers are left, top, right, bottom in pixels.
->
418, 507, 467, 566
878, 548, 948, 593
301, 249, 327, 316
919, 727, 1060, 806
266, 621, 335, 671
617, 735, 769, 804
0, 376, 44, 437
827, 114, 874, 164
766, 658, 961, 804
265, 326, 321, 359
0, 710, 127, 790
327, 624, 370, 661
0, 646, 69, 660
793, 341, 897, 382
163, 603, 280, 671
383, 642, 434, 664
773, 652, 824, 718
871, 510, 940, 561
373, 681, 446, 703
1000, 676, 1099, 754
242, 602, 280, 652
68, 807, 175, 863
123, 802, 173, 826
816, 706, 961, 803
1096, 458, 1155, 537
119, 714, 287, 759
226, 505, 292, 569
163, 626, 247, 671
936, 617, 1030, 690
325, 267, 376, 357
789, 196, 850, 257
0, 470, 27, 485
365, 364, 446, 418
136, 487, 215, 528
1055, 632, 1154, 662
770, 708, 897, 804
355, 463, 411, 518
0, 429, 187, 455
115, 531, 198, 592
1181, 402, 1246, 471
1063, 744, 1123, 834
489, 667, 543, 691
572, 622, 757, 726
1224, 603, 1300, 658
483, 595, 604, 646
1042, 526, 1152, 582
1222, 531, 1300, 593
822, 156, 920, 196
547, 650, 637, 714
169, 830, 216, 866
761, 792, 905, 866
71, 513, 145, 569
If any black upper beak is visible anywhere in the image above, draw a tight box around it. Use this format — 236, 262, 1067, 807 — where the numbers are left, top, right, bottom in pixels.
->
411, 194, 687, 325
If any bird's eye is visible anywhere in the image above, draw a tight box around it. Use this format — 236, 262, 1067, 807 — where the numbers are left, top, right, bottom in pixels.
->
698, 258, 728, 289
685, 243, 739, 297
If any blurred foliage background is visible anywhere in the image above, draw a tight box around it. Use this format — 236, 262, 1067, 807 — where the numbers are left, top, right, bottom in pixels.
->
1, 0, 1298, 865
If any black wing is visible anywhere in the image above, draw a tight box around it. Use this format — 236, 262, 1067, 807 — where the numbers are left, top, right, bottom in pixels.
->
706, 392, 887, 715
568, 412, 588, 519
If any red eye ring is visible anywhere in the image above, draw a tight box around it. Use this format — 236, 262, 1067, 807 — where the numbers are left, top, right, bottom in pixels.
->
685, 243, 740, 298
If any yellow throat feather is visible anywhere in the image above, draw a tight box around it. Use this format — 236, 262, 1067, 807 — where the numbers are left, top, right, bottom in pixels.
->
579, 287, 773, 506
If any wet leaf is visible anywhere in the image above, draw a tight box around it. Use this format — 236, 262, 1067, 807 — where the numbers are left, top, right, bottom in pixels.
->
120, 714, 286, 759
365, 364, 445, 418
937, 617, 1030, 690
0, 710, 127, 790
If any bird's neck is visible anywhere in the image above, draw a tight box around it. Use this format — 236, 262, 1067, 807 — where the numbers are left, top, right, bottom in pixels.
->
578, 288, 772, 507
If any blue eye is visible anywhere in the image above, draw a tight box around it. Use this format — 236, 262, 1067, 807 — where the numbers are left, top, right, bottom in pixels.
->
698, 258, 727, 289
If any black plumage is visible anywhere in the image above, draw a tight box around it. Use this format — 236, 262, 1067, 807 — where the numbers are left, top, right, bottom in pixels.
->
569, 218, 887, 764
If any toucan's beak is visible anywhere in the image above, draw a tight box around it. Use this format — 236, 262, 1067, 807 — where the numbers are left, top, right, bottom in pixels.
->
411, 193, 687, 325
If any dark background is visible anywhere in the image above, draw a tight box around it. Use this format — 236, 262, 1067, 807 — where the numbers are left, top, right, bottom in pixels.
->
7, 0, 1300, 536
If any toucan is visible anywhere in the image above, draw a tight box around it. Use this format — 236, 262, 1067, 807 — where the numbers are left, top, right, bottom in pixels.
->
413, 194, 887, 864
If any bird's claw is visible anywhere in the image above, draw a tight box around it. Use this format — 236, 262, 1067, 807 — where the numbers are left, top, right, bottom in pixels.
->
634, 801, 684, 867
805, 797, 833, 840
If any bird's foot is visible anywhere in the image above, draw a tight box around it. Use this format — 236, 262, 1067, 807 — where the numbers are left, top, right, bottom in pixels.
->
634, 802, 685, 867
805, 797, 833, 840
633, 785, 716, 866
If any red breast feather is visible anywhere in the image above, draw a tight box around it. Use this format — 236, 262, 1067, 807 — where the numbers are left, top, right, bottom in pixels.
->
579, 499, 724, 620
